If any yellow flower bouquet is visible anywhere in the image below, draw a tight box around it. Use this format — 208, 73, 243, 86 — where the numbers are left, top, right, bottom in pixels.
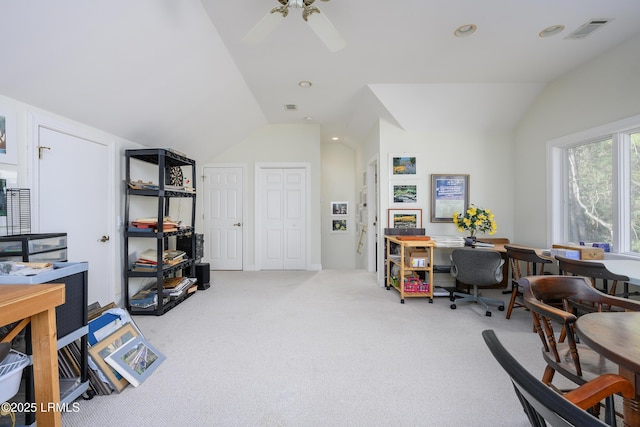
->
453, 205, 497, 237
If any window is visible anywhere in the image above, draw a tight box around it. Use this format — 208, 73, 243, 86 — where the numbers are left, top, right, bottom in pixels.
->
548, 115, 640, 256
566, 138, 613, 245
630, 131, 640, 251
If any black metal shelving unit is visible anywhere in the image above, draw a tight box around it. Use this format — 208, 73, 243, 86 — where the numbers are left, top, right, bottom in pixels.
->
124, 149, 197, 315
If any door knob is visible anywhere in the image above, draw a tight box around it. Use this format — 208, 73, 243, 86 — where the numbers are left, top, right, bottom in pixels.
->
99, 235, 110, 242
233, 223, 242, 227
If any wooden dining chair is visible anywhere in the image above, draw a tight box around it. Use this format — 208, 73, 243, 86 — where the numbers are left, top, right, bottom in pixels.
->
504, 244, 553, 319
482, 329, 633, 427
556, 255, 630, 298
521, 275, 640, 424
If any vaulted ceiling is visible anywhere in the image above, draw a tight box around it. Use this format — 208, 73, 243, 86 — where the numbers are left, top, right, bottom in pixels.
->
1, 1, 640, 160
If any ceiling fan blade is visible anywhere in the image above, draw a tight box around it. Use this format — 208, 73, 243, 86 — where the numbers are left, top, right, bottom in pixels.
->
306, 10, 345, 52
242, 11, 284, 45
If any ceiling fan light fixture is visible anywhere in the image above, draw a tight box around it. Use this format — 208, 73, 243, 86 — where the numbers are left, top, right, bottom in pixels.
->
539, 24, 565, 38
454, 24, 477, 38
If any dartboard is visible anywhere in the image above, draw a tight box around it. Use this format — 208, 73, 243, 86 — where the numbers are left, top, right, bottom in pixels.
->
169, 166, 183, 186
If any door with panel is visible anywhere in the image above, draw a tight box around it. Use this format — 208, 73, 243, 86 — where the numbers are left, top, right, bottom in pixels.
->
203, 166, 243, 270
35, 122, 114, 306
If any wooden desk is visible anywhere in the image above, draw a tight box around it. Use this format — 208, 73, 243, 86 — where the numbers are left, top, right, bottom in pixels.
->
576, 312, 640, 427
0, 284, 65, 427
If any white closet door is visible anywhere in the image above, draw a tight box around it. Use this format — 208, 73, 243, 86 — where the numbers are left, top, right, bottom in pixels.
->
257, 167, 307, 270
283, 169, 306, 269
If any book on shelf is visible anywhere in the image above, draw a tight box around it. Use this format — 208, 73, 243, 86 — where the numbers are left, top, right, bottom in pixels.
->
128, 180, 159, 190
162, 277, 197, 297
130, 289, 158, 308
127, 226, 154, 233
130, 216, 181, 232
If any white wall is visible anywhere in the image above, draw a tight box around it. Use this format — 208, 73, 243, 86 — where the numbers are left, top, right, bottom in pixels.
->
355, 123, 381, 271
374, 120, 515, 284
321, 142, 357, 269
513, 33, 640, 248
0, 93, 143, 306
207, 123, 322, 270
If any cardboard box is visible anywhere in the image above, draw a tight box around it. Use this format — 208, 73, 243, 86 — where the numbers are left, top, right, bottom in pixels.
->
552, 244, 604, 260
406, 250, 429, 268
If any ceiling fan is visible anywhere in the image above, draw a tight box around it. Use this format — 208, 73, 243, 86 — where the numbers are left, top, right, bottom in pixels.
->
243, 0, 346, 52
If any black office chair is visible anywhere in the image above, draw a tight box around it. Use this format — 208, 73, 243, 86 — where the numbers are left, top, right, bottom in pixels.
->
482, 329, 632, 427
449, 248, 505, 316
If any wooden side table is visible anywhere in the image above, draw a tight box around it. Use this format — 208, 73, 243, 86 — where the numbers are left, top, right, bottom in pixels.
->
0, 284, 65, 427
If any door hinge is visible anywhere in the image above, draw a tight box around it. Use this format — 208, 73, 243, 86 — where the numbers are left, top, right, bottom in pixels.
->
37, 145, 51, 159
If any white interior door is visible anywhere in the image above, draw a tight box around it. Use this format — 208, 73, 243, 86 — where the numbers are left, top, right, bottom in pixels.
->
257, 167, 306, 270
36, 123, 114, 306
203, 166, 243, 270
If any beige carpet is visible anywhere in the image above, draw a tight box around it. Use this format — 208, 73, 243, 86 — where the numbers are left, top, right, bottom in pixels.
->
61, 270, 562, 426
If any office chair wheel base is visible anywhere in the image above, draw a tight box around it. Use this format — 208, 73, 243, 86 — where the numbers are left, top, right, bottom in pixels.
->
498, 305, 505, 311
486, 311, 492, 317
450, 303, 456, 309
450, 296, 455, 301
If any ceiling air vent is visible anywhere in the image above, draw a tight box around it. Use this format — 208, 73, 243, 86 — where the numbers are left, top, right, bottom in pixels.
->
284, 104, 297, 111
565, 18, 612, 39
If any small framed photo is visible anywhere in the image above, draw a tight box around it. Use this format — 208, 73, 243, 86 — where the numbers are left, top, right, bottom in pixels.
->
88, 323, 140, 392
431, 174, 469, 223
105, 335, 166, 388
332, 219, 347, 232
390, 181, 419, 205
388, 209, 422, 229
389, 154, 418, 177
331, 201, 348, 216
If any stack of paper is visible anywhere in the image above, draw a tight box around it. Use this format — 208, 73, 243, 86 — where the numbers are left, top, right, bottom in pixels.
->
430, 235, 465, 247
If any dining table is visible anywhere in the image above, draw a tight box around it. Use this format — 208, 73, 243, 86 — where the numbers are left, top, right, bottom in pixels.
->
576, 311, 640, 427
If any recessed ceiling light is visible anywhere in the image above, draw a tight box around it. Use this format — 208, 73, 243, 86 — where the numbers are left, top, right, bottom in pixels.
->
539, 24, 565, 38
331, 137, 339, 141
454, 24, 477, 37
298, 80, 312, 88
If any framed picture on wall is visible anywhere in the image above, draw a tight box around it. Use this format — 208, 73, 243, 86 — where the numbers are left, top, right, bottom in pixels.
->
330, 201, 348, 216
0, 107, 18, 165
388, 208, 422, 229
431, 174, 469, 222
390, 181, 419, 206
389, 154, 418, 177
332, 219, 347, 232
